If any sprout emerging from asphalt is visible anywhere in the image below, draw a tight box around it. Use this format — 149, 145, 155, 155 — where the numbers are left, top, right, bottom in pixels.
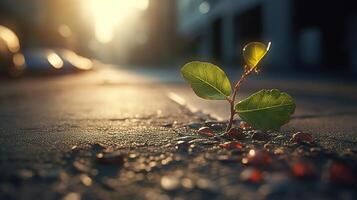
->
181, 42, 295, 133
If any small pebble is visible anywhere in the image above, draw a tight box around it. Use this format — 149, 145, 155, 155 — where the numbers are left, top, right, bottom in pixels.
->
161, 123, 173, 128
252, 130, 271, 141
187, 122, 202, 129
328, 161, 356, 184
217, 155, 238, 163
219, 141, 243, 150
181, 178, 194, 189
63, 192, 81, 200
210, 123, 225, 131
197, 127, 215, 137
128, 153, 138, 159
292, 160, 317, 179
196, 178, 215, 190
290, 132, 314, 143
73, 161, 90, 173
80, 174, 93, 186
204, 120, 217, 126
274, 147, 285, 155
240, 168, 264, 183
243, 149, 272, 166
96, 152, 124, 165
175, 140, 190, 152
239, 121, 252, 130
263, 143, 275, 151
161, 175, 180, 191
19, 169, 34, 179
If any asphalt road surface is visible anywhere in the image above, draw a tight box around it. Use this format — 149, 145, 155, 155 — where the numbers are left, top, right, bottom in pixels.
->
0, 66, 356, 199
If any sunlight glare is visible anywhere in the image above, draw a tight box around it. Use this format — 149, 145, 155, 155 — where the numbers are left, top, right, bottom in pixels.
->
86, 0, 149, 43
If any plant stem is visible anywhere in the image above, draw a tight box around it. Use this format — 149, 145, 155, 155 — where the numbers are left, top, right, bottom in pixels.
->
226, 67, 254, 132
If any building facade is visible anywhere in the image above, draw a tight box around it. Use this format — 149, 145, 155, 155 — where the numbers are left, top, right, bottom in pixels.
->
177, 0, 357, 71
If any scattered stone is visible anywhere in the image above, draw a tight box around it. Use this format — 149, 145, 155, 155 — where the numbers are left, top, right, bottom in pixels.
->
204, 120, 217, 126
341, 148, 357, 157
219, 141, 243, 150
80, 174, 93, 186
188, 144, 200, 154
175, 141, 190, 152
96, 152, 124, 165
263, 143, 275, 151
18, 169, 34, 179
225, 128, 245, 140
181, 177, 194, 189
291, 160, 317, 179
210, 123, 225, 131
327, 161, 356, 184
310, 147, 321, 153
63, 192, 81, 200
197, 127, 215, 137
240, 168, 264, 183
274, 147, 285, 155
187, 122, 201, 130
73, 161, 91, 173
128, 153, 138, 159
239, 121, 252, 130
160, 175, 180, 191
252, 130, 271, 141
196, 178, 215, 191
290, 132, 314, 143
242, 149, 272, 166
161, 122, 173, 128
216, 155, 238, 163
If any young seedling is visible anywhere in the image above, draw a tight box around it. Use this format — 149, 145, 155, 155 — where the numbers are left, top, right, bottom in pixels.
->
181, 42, 296, 133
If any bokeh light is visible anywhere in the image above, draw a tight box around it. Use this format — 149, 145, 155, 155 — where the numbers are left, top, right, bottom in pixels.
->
0, 25, 20, 53
47, 52, 64, 69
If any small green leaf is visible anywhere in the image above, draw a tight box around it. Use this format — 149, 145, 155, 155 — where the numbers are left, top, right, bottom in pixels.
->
235, 89, 295, 130
243, 42, 271, 69
181, 61, 232, 100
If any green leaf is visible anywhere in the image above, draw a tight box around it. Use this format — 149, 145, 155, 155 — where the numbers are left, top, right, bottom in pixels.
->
243, 42, 271, 69
235, 89, 295, 130
181, 61, 232, 100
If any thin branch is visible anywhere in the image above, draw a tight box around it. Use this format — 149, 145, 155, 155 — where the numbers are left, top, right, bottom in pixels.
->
226, 66, 254, 132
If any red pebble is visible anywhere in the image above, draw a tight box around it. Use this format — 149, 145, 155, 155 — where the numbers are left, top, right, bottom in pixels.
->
328, 161, 356, 184
240, 168, 264, 183
197, 127, 215, 137
239, 121, 251, 130
290, 132, 314, 143
219, 141, 243, 150
292, 160, 316, 179
243, 149, 272, 166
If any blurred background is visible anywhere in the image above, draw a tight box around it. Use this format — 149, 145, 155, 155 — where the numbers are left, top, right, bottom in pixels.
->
1, 0, 357, 77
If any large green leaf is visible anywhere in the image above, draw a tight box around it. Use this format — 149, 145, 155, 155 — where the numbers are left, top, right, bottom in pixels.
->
181, 61, 232, 100
235, 89, 295, 130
